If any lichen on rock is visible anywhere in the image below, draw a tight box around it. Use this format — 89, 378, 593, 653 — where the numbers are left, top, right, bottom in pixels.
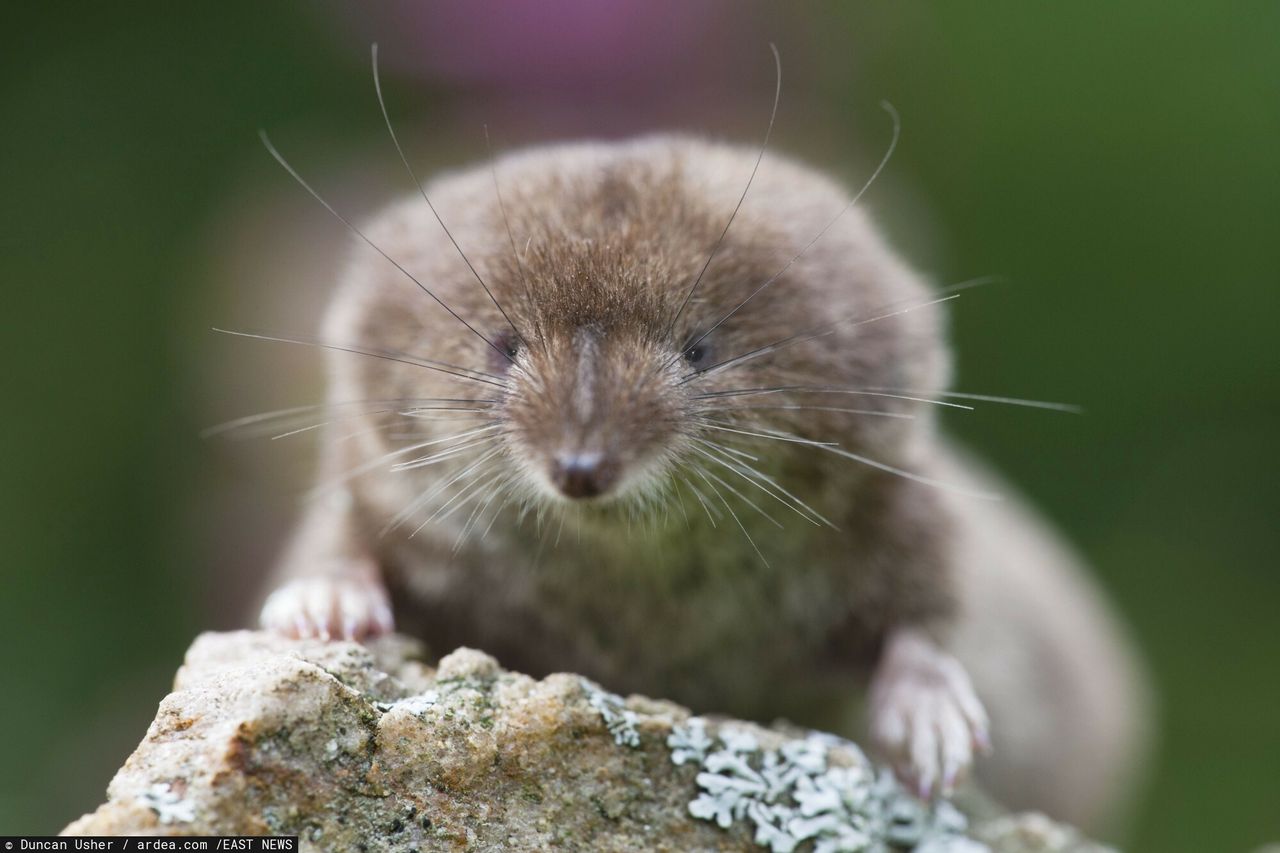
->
63, 631, 1114, 852
668, 721, 977, 853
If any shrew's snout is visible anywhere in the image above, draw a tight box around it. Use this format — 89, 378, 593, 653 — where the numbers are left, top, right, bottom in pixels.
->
549, 451, 618, 500
510, 325, 680, 504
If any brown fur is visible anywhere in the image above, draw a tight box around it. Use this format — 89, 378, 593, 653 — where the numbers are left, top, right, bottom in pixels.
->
269, 136, 1149, 832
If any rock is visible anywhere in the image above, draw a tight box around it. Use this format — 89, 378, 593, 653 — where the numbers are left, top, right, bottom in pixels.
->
972, 813, 1113, 853
63, 631, 1113, 852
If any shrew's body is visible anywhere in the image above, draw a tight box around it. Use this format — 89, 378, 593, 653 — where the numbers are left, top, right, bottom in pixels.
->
259, 136, 1149, 831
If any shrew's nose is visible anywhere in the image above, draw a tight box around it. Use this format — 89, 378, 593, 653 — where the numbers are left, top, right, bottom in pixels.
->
550, 452, 614, 499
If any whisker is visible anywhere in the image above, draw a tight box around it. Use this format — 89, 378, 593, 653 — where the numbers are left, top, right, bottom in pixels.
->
554, 509, 568, 548
391, 434, 502, 473
201, 397, 480, 439
371, 45, 523, 349
695, 462, 783, 529
480, 487, 518, 542
399, 405, 496, 417
408, 464, 496, 539
697, 439, 759, 463
695, 419, 840, 445
333, 422, 444, 451
671, 477, 693, 529
309, 431, 495, 501
458, 471, 517, 551
212, 328, 507, 388
705, 421, 1000, 501
664, 43, 782, 344
394, 447, 503, 536
865, 389, 1083, 414
675, 101, 901, 369
818, 444, 1000, 501
694, 404, 914, 420
268, 413, 394, 441
692, 386, 973, 410
384, 426, 484, 440
692, 440, 833, 528
680, 474, 720, 527
208, 408, 390, 441
257, 130, 514, 366
266, 404, 491, 441
428, 465, 506, 530
683, 287, 976, 384
692, 465, 770, 567
484, 124, 548, 355
694, 437, 836, 526
390, 423, 501, 451
684, 276, 999, 384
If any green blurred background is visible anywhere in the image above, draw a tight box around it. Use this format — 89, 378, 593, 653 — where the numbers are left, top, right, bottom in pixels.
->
1, 2, 1276, 849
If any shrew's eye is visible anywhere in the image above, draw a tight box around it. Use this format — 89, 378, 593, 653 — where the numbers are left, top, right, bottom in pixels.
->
490, 329, 520, 372
682, 337, 712, 369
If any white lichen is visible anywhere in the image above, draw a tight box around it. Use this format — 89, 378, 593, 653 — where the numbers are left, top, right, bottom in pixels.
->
376, 689, 440, 716
668, 720, 986, 853
581, 678, 642, 748
668, 716, 714, 766
140, 782, 195, 825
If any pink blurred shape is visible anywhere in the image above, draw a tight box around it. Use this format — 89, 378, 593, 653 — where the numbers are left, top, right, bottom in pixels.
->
338, 0, 747, 96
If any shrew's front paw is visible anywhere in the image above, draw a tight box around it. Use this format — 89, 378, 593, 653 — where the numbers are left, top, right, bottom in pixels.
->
868, 628, 991, 800
260, 575, 394, 642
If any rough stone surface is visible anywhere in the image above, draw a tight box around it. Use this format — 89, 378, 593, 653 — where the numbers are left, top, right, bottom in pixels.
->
64, 632, 1113, 852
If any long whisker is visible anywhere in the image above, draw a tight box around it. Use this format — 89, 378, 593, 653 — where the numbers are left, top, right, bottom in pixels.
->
391, 432, 503, 472
453, 483, 494, 552
695, 420, 840, 445
694, 404, 914, 420
371, 44, 523, 347
458, 471, 517, 551
384, 420, 489, 437
675, 102, 902, 368
268, 412, 398, 441
684, 292, 956, 384
201, 397, 493, 438
695, 462, 783, 529
269, 404, 491, 441
703, 420, 1000, 501
865, 389, 1082, 414
686, 276, 999, 385
257, 130, 514, 366
692, 386, 973, 410
554, 509, 568, 548
692, 440, 834, 528
394, 447, 503, 536
399, 405, 498, 417
330, 420, 422, 447
408, 461, 497, 538
705, 442, 759, 463
692, 464, 770, 567
683, 277, 999, 384
680, 474, 720, 527
212, 329, 507, 388
480, 485, 519, 541
388, 439, 502, 476
427, 465, 506, 529
819, 444, 999, 500
670, 478, 692, 529
696, 436, 831, 522
485, 124, 548, 355
664, 43, 782, 344
391, 423, 503, 458
309, 430, 496, 500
